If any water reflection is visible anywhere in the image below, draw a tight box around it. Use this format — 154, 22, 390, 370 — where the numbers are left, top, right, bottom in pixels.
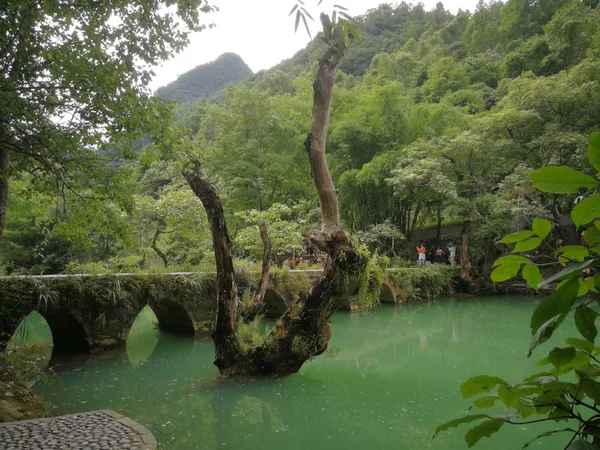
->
34, 299, 571, 450
5, 311, 53, 386
127, 306, 160, 369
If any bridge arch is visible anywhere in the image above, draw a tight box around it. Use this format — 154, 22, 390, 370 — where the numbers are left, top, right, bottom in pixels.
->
263, 289, 288, 318
42, 309, 92, 355
146, 299, 196, 335
379, 283, 396, 304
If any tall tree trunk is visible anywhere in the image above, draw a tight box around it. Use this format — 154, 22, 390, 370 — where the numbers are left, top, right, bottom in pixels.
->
460, 221, 471, 282
433, 206, 442, 262
184, 161, 241, 372
242, 220, 272, 323
0, 146, 9, 238
150, 227, 168, 268
183, 16, 374, 377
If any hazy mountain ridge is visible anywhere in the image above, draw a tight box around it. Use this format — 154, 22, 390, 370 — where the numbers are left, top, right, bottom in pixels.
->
156, 52, 253, 102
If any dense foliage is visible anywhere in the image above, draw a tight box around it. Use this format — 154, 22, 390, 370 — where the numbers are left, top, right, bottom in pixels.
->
436, 134, 600, 449
1, 0, 599, 284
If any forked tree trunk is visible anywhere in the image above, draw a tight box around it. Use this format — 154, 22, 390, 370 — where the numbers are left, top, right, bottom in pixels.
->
241, 220, 272, 323
184, 15, 372, 377
150, 227, 169, 268
0, 146, 9, 238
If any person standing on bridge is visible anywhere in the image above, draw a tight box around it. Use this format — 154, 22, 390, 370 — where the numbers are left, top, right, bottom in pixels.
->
416, 244, 426, 266
289, 257, 296, 271
448, 244, 457, 268
435, 247, 446, 264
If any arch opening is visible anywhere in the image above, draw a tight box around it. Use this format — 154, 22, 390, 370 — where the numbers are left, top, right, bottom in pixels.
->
150, 300, 195, 335
379, 283, 396, 305
43, 310, 90, 355
263, 289, 287, 318
127, 305, 160, 368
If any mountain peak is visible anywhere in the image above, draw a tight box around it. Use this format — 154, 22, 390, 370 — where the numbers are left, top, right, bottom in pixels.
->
156, 53, 253, 102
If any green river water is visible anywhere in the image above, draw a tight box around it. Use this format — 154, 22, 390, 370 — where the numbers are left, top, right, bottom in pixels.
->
33, 298, 572, 450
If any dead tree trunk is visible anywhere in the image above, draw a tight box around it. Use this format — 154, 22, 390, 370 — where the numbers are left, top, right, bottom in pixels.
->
241, 220, 272, 323
0, 146, 9, 238
184, 15, 374, 377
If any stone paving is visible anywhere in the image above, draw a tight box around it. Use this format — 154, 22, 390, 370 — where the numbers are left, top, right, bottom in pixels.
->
0, 410, 157, 450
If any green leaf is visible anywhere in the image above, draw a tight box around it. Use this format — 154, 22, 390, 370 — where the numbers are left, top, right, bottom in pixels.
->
498, 386, 519, 408
529, 313, 567, 357
566, 439, 596, 450
299, 7, 313, 20
344, 20, 363, 45
433, 414, 488, 437
522, 264, 544, 290
575, 305, 598, 342
566, 338, 594, 353
499, 230, 535, 244
572, 194, 600, 228
492, 255, 532, 268
522, 429, 577, 449
587, 132, 600, 172
587, 276, 598, 293
301, 13, 311, 38
513, 237, 542, 253
583, 226, 600, 246
548, 347, 576, 368
530, 166, 598, 194
460, 375, 508, 398
530, 277, 579, 334
472, 395, 498, 408
555, 245, 590, 263
491, 264, 520, 282
532, 218, 552, 239
465, 419, 504, 448
538, 260, 595, 288
582, 378, 600, 404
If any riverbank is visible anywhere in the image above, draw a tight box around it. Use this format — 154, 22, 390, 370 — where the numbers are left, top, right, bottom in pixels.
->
0, 378, 48, 423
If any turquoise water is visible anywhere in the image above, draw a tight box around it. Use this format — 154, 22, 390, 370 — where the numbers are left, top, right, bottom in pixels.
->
34, 298, 572, 449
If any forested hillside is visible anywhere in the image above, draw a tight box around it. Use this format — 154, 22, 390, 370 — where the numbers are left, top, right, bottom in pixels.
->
155, 53, 253, 102
1, 0, 599, 282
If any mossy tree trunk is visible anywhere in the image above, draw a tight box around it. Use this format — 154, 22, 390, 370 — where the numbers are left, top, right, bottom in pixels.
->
184, 15, 372, 377
241, 220, 272, 323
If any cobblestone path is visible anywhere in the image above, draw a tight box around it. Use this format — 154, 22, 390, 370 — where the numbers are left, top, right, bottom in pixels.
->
0, 410, 157, 450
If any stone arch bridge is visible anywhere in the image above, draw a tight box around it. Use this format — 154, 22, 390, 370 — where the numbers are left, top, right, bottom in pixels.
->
0, 270, 400, 354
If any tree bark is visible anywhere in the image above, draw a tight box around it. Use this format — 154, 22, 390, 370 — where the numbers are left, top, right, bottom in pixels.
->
183, 161, 241, 372
242, 220, 272, 323
433, 206, 442, 262
0, 146, 9, 238
304, 15, 348, 248
460, 221, 471, 281
150, 227, 168, 268
183, 16, 373, 377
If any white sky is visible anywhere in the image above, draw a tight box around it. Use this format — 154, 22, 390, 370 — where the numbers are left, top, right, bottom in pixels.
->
150, 0, 481, 91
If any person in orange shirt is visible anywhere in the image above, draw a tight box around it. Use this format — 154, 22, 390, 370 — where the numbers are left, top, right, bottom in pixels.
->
416, 244, 426, 266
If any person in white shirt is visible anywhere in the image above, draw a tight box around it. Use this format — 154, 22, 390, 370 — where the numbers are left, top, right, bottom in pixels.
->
447, 244, 457, 268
